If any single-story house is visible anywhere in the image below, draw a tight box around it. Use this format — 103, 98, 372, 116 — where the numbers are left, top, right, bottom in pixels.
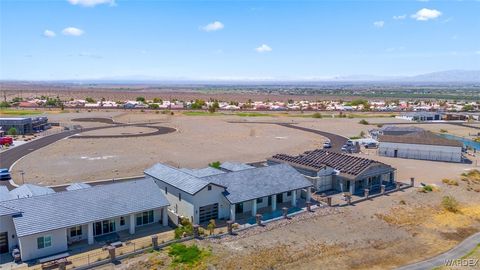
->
396, 112, 442, 122
378, 131, 463, 162
268, 149, 396, 195
0, 178, 169, 261
0, 117, 50, 135
144, 163, 313, 224
374, 125, 424, 137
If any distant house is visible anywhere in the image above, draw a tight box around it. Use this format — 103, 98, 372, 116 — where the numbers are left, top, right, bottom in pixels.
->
268, 149, 396, 195
370, 125, 424, 139
396, 112, 442, 122
378, 131, 463, 162
144, 163, 312, 224
0, 117, 50, 135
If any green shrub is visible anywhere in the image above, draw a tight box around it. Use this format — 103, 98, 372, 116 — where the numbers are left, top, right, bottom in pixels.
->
359, 119, 369, 125
209, 161, 221, 169
312, 112, 322, 118
442, 196, 460, 213
168, 244, 204, 265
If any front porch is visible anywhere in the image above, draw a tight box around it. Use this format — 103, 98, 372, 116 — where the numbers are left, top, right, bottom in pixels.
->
67, 223, 171, 256
225, 187, 314, 224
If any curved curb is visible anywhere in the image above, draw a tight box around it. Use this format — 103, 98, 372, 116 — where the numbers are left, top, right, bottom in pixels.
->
396, 232, 480, 270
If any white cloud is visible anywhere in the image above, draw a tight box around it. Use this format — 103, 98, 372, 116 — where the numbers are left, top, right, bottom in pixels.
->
411, 8, 442, 21
475, 51, 480, 55
67, 0, 115, 7
255, 44, 272, 53
373, 21, 385, 28
200, 21, 224, 32
393, 15, 406, 20
62, 27, 84, 36
43, 30, 56, 38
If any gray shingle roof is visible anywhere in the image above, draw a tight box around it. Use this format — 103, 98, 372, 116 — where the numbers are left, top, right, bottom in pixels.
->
179, 167, 225, 178
145, 163, 211, 194
219, 162, 255, 172
0, 178, 169, 237
203, 164, 312, 204
9, 184, 55, 199
66, 182, 92, 191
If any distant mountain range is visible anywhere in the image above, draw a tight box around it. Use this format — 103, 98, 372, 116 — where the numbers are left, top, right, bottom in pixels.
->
330, 70, 480, 83
2, 70, 479, 84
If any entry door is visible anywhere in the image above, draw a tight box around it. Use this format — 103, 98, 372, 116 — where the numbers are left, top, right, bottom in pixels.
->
394, 149, 398, 158
235, 203, 243, 214
268, 196, 272, 206
276, 194, 283, 204
0, 232, 8, 254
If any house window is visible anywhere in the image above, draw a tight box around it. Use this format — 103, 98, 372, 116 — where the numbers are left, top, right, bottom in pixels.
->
287, 191, 292, 196
165, 186, 168, 194
208, 185, 212, 191
37, 236, 52, 249
179, 193, 182, 201
136, 210, 154, 226
120, 217, 126, 226
256, 198, 263, 204
70, 226, 82, 237
94, 219, 116, 236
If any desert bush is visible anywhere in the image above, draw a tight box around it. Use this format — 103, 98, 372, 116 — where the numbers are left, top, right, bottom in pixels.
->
312, 112, 322, 118
442, 196, 460, 213
442, 179, 459, 186
359, 119, 369, 125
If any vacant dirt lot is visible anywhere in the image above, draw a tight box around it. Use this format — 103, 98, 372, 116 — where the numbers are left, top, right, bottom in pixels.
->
11, 112, 326, 185
10, 111, 480, 186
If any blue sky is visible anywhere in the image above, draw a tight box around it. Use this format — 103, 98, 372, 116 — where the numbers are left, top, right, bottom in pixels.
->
1, 0, 479, 80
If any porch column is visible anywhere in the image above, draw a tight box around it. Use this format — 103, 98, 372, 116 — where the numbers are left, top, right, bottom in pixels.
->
129, 214, 135, 234
162, 208, 168, 226
349, 180, 355, 195
230, 204, 236, 222
291, 190, 297, 207
252, 199, 257, 216
306, 187, 312, 202
87, 223, 94, 245
271, 195, 277, 211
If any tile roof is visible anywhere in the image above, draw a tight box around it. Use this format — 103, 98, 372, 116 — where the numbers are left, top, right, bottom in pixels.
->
219, 162, 255, 172
66, 182, 92, 191
0, 205, 20, 216
179, 167, 225, 178
269, 149, 392, 178
145, 163, 211, 194
380, 125, 424, 132
379, 131, 463, 147
9, 184, 55, 199
0, 178, 169, 237
203, 164, 312, 204
0, 186, 11, 202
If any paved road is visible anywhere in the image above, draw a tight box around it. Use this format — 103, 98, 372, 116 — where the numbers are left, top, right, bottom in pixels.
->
0, 118, 176, 189
228, 121, 348, 152
277, 123, 349, 152
396, 232, 480, 270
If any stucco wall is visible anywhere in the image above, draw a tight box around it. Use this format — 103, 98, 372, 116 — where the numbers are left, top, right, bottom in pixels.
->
19, 229, 68, 261
0, 215, 18, 252
379, 142, 462, 162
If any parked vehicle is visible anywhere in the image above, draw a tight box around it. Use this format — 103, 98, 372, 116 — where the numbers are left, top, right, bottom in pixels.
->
345, 140, 354, 146
323, 141, 332, 149
0, 137, 13, 145
364, 142, 378, 149
0, 168, 11, 181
